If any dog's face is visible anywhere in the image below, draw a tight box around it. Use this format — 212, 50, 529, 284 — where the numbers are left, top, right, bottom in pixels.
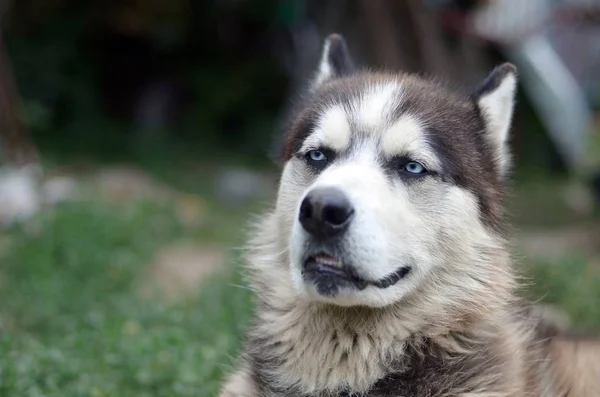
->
274, 34, 516, 308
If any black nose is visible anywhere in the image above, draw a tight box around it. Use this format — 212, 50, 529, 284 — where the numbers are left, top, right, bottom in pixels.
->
299, 187, 354, 238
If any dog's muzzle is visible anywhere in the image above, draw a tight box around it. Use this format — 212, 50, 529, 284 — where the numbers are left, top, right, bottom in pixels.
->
297, 186, 411, 297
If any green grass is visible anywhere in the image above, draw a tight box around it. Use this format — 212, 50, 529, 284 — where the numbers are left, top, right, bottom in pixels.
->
520, 255, 600, 333
0, 201, 254, 397
0, 197, 598, 396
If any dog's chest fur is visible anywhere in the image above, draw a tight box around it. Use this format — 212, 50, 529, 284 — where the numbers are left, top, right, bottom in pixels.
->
263, 356, 500, 397
251, 331, 522, 397
360, 346, 503, 397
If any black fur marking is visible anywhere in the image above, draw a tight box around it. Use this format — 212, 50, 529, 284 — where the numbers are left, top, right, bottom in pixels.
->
365, 341, 502, 396
352, 333, 359, 349
372, 267, 412, 288
324, 33, 356, 79
247, 355, 273, 396
473, 62, 517, 98
331, 330, 338, 343
340, 350, 348, 363
300, 147, 338, 173
383, 155, 434, 184
284, 110, 319, 161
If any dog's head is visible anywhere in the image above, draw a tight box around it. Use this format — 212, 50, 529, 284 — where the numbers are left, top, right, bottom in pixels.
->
272, 34, 516, 308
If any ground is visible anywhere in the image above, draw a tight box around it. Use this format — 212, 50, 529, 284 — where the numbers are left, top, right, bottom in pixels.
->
0, 163, 599, 397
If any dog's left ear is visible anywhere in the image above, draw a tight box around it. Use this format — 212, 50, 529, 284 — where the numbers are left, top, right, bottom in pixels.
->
310, 33, 356, 92
474, 63, 518, 175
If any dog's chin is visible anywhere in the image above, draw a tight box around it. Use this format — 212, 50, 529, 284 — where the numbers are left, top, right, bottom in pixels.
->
295, 276, 408, 308
291, 254, 412, 308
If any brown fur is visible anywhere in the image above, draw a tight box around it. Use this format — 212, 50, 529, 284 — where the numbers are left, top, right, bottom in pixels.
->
546, 336, 600, 396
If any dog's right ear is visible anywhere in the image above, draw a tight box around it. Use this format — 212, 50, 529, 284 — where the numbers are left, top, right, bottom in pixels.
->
474, 63, 518, 176
310, 34, 355, 92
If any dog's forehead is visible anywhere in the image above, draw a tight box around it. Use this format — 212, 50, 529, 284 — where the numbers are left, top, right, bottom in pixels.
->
287, 73, 480, 162
312, 75, 406, 150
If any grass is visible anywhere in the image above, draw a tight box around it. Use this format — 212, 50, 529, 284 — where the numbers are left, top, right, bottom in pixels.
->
0, 201, 254, 397
521, 255, 600, 333
0, 185, 599, 396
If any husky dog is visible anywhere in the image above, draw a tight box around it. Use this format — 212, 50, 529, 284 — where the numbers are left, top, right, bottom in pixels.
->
219, 34, 600, 396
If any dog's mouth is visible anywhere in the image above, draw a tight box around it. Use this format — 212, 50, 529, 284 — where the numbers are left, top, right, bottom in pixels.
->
302, 254, 411, 293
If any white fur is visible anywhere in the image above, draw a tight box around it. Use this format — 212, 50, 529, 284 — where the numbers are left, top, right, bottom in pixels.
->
355, 82, 400, 130
300, 105, 351, 152
311, 39, 333, 91
477, 73, 517, 173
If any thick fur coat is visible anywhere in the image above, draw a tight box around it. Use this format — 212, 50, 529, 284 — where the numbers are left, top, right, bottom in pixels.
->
219, 34, 600, 397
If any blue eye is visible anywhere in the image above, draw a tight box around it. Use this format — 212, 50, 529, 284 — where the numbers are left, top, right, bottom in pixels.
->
304, 149, 336, 171
307, 150, 327, 162
404, 161, 426, 174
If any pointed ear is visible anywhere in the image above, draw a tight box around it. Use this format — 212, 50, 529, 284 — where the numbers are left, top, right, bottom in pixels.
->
310, 33, 356, 92
475, 63, 518, 175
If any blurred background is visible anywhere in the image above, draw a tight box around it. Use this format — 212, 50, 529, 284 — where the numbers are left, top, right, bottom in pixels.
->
0, 0, 599, 396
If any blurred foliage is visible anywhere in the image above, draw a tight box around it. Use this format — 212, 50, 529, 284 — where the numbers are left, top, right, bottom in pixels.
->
523, 255, 600, 333
1, 0, 590, 177
5, 0, 290, 164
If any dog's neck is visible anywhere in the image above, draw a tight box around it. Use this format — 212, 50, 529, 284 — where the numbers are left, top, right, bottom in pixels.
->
243, 214, 514, 394
245, 286, 511, 395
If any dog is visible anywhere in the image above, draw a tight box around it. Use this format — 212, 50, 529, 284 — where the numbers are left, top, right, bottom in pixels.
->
219, 33, 600, 396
